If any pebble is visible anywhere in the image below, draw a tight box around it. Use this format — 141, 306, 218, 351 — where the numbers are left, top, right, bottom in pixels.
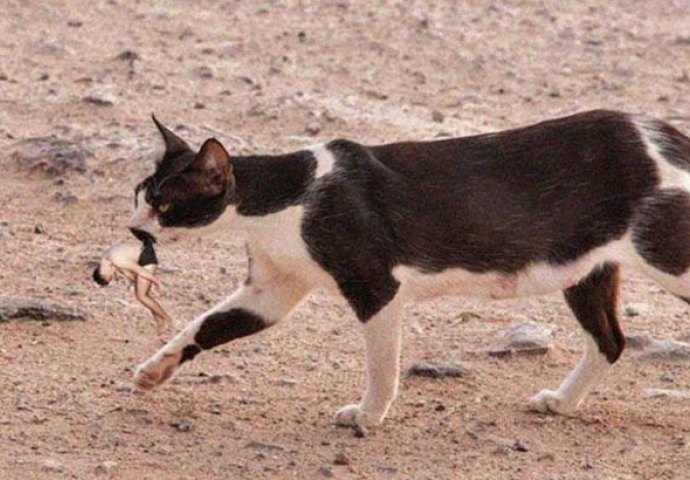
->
431, 110, 445, 123
318, 466, 334, 477
40, 459, 64, 473
512, 440, 528, 452
195, 66, 215, 79
624, 305, 640, 317
306, 121, 322, 136
626, 335, 690, 359
334, 451, 350, 466
10, 136, 90, 177
643, 388, 690, 399
489, 319, 554, 357
83, 89, 117, 106
95, 461, 119, 475
406, 362, 469, 379
170, 421, 192, 432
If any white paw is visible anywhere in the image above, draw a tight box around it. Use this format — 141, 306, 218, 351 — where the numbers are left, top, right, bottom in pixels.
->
529, 389, 577, 415
133, 350, 182, 390
335, 404, 381, 427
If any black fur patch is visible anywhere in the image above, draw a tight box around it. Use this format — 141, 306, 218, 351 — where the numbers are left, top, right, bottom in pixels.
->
232, 151, 316, 216
564, 263, 625, 363
194, 308, 267, 350
180, 344, 201, 364
367, 110, 657, 274
633, 190, 690, 276
302, 140, 401, 321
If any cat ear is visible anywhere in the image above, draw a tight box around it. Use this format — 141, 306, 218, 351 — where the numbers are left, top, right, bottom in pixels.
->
151, 114, 192, 158
192, 138, 233, 188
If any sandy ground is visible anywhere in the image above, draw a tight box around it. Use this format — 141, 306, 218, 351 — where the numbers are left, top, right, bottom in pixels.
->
2, 0, 690, 478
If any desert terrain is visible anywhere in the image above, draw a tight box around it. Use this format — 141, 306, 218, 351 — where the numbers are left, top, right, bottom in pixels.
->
2, 1, 690, 479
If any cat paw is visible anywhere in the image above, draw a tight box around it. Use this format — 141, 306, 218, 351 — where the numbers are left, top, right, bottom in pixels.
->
335, 404, 381, 427
133, 350, 182, 390
529, 390, 576, 415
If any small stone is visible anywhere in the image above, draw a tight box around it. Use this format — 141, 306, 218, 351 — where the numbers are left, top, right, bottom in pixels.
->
84, 89, 117, 106
67, 19, 83, 27
431, 110, 445, 123
333, 451, 350, 466
116, 50, 139, 62
194, 66, 214, 79
306, 121, 322, 136
34, 224, 44, 234
41, 459, 64, 473
406, 362, 469, 379
489, 319, 554, 357
170, 421, 192, 432
643, 388, 690, 399
626, 335, 690, 359
95, 461, 119, 475
194, 102, 206, 110
660, 373, 676, 383
624, 306, 640, 317
512, 440, 528, 452
318, 466, 334, 477
10, 137, 91, 177
278, 378, 298, 387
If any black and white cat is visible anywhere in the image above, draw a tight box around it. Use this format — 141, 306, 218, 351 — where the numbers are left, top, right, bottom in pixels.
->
130, 111, 690, 428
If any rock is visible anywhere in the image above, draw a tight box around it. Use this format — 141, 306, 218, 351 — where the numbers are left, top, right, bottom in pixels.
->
512, 440, 528, 452
431, 110, 445, 123
84, 89, 117, 106
306, 121, 322, 136
245, 441, 285, 452
318, 466, 334, 478
643, 389, 690, 399
194, 66, 214, 79
334, 451, 350, 466
9, 136, 91, 177
0, 298, 88, 322
489, 320, 554, 357
660, 373, 676, 383
626, 334, 690, 360
116, 50, 139, 62
170, 421, 192, 432
34, 224, 44, 234
40, 459, 64, 473
95, 461, 119, 475
406, 362, 469, 379
624, 305, 640, 317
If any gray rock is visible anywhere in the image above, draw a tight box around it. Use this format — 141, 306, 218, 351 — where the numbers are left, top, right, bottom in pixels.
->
643, 389, 690, 399
84, 89, 117, 106
626, 335, 690, 359
406, 362, 469, 379
95, 461, 119, 475
40, 459, 64, 473
0, 298, 88, 322
624, 305, 640, 317
489, 320, 554, 357
10, 136, 91, 177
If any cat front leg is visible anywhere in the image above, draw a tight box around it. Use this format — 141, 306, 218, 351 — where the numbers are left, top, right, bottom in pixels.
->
133, 256, 310, 390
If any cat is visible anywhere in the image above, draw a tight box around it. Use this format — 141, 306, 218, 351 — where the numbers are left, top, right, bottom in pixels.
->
129, 111, 690, 428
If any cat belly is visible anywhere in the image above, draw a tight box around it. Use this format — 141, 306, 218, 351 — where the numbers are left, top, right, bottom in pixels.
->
393, 235, 634, 301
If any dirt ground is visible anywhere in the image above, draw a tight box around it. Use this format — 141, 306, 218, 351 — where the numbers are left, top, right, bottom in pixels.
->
2, 0, 690, 478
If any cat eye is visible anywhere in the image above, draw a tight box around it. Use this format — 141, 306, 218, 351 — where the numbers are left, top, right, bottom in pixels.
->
158, 204, 171, 213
